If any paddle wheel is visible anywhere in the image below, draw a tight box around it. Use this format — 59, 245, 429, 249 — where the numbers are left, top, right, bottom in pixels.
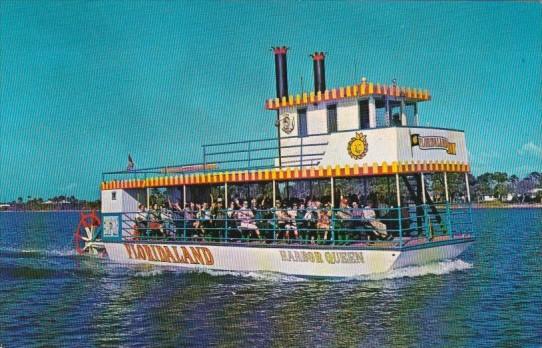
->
74, 209, 106, 256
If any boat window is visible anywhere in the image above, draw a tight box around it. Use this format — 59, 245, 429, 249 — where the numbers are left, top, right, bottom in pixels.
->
404, 102, 417, 126
327, 104, 337, 133
390, 101, 402, 126
359, 100, 370, 129
298, 108, 308, 137
111, 192, 117, 201
375, 99, 387, 127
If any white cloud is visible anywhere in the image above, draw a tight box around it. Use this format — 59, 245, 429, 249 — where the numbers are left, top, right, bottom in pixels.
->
517, 142, 542, 159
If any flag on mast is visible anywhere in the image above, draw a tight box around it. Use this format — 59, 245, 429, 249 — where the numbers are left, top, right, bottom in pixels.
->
127, 154, 135, 171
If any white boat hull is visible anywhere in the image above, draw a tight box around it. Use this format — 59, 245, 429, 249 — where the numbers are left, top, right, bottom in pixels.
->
103, 239, 474, 278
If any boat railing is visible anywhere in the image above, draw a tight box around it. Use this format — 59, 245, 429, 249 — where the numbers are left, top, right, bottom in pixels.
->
202, 134, 328, 174
115, 203, 474, 248
102, 133, 328, 182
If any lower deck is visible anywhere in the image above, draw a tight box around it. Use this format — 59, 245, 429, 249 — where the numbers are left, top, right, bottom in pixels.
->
103, 236, 474, 277
101, 203, 474, 248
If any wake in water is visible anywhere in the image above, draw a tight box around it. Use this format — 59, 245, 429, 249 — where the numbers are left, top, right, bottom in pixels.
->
0, 246, 77, 257
117, 259, 472, 282
352, 259, 473, 281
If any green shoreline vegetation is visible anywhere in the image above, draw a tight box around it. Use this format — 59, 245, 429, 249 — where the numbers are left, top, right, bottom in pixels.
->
0, 195, 100, 211
1, 171, 540, 211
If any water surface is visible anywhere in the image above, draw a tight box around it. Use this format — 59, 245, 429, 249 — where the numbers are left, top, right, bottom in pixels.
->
0, 209, 541, 347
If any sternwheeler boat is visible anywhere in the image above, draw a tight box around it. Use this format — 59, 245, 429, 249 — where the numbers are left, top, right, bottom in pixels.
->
74, 47, 474, 277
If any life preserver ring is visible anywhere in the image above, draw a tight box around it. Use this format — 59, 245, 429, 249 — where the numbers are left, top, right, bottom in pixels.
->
80, 210, 101, 228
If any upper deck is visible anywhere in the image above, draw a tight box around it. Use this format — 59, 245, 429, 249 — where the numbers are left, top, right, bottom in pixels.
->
101, 125, 469, 191
101, 47, 469, 191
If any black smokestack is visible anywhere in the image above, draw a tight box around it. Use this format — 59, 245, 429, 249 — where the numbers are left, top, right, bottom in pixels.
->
311, 52, 326, 93
273, 46, 289, 99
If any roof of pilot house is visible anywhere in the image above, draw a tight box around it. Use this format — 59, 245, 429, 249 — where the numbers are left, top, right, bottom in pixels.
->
265, 81, 431, 110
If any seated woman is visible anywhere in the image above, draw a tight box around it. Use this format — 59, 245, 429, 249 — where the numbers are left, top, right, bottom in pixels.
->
349, 201, 365, 241
316, 204, 331, 244
362, 200, 390, 240
285, 203, 299, 241
148, 203, 163, 238
237, 201, 261, 240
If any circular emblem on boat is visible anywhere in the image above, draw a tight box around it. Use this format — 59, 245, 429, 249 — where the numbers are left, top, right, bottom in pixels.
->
347, 132, 368, 160
279, 112, 295, 134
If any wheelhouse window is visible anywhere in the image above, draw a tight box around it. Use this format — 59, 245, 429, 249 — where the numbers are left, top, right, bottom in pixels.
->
298, 108, 308, 137
389, 101, 402, 126
327, 104, 337, 133
404, 102, 417, 126
375, 99, 387, 127
111, 192, 117, 201
359, 100, 369, 129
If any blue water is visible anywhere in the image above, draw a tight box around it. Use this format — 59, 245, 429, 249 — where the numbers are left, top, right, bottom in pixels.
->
0, 209, 541, 347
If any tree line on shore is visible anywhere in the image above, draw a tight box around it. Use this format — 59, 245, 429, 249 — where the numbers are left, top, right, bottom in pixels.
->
468, 171, 541, 203
0, 195, 101, 211
1, 171, 540, 211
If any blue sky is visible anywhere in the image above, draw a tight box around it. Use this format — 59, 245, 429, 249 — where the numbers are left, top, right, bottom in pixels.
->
1, 1, 541, 201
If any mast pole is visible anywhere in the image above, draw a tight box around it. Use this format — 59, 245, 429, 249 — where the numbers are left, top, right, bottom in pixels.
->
444, 172, 449, 202
465, 172, 471, 203
395, 173, 401, 206
420, 173, 426, 204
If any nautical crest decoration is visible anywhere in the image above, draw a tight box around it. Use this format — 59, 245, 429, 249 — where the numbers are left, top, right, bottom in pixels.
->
347, 132, 368, 160
279, 112, 295, 134
411, 134, 457, 155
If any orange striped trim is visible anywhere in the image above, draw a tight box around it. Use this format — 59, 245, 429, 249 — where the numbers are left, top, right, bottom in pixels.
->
101, 161, 470, 190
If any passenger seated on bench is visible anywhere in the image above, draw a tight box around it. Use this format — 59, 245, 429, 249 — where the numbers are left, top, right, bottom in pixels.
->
184, 202, 198, 239
363, 200, 390, 240
296, 203, 308, 241
316, 203, 331, 243
227, 201, 240, 239
274, 200, 289, 240
238, 200, 261, 240
285, 203, 299, 240
336, 199, 352, 243
350, 201, 364, 241
213, 198, 227, 240
135, 204, 148, 239
303, 202, 318, 244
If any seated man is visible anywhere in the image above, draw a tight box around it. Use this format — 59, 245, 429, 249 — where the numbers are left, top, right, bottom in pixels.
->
135, 204, 148, 239
213, 198, 227, 241
198, 202, 213, 240
273, 200, 288, 240
350, 201, 365, 241
303, 203, 318, 244
335, 199, 353, 243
